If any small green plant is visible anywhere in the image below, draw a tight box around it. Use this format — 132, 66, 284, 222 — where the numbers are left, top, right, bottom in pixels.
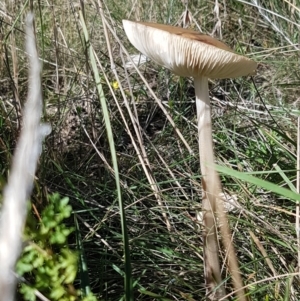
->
16, 193, 80, 301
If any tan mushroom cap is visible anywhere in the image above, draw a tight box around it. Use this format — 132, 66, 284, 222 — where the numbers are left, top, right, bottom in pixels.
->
123, 20, 257, 79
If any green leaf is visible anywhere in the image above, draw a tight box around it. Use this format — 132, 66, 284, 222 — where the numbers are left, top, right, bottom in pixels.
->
18, 192, 78, 300
215, 164, 300, 201
59, 196, 70, 207
16, 261, 33, 274
50, 286, 65, 300
20, 284, 36, 301
138, 289, 173, 300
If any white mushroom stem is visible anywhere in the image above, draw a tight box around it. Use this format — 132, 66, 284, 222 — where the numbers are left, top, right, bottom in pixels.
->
195, 77, 246, 301
195, 76, 225, 299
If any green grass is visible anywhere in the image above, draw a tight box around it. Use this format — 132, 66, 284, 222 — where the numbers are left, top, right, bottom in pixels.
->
1, 0, 300, 300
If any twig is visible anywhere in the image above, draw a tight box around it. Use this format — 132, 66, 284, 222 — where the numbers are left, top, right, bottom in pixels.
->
0, 14, 50, 301
296, 117, 300, 271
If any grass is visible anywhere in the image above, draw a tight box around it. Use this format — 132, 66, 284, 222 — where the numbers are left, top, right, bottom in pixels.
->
1, 0, 300, 300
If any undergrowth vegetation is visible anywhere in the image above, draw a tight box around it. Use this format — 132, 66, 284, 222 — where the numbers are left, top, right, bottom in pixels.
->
1, 0, 300, 300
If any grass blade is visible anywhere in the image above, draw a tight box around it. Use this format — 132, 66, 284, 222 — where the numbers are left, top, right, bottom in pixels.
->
78, 11, 133, 301
215, 165, 300, 201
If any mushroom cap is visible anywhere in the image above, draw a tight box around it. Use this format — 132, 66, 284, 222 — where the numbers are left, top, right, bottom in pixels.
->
123, 20, 257, 79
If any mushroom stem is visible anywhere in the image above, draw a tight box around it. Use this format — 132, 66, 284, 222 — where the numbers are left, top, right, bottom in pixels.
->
195, 77, 247, 301
195, 76, 225, 299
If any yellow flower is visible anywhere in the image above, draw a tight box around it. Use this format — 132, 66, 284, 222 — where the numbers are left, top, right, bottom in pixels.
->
111, 81, 119, 90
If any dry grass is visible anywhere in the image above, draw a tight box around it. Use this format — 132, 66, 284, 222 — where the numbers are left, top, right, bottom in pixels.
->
0, 0, 300, 300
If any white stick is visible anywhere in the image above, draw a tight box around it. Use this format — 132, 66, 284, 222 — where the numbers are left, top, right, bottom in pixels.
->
296, 117, 300, 271
0, 14, 50, 301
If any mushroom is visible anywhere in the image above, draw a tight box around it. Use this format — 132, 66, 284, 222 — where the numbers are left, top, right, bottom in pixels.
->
123, 20, 257, 300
